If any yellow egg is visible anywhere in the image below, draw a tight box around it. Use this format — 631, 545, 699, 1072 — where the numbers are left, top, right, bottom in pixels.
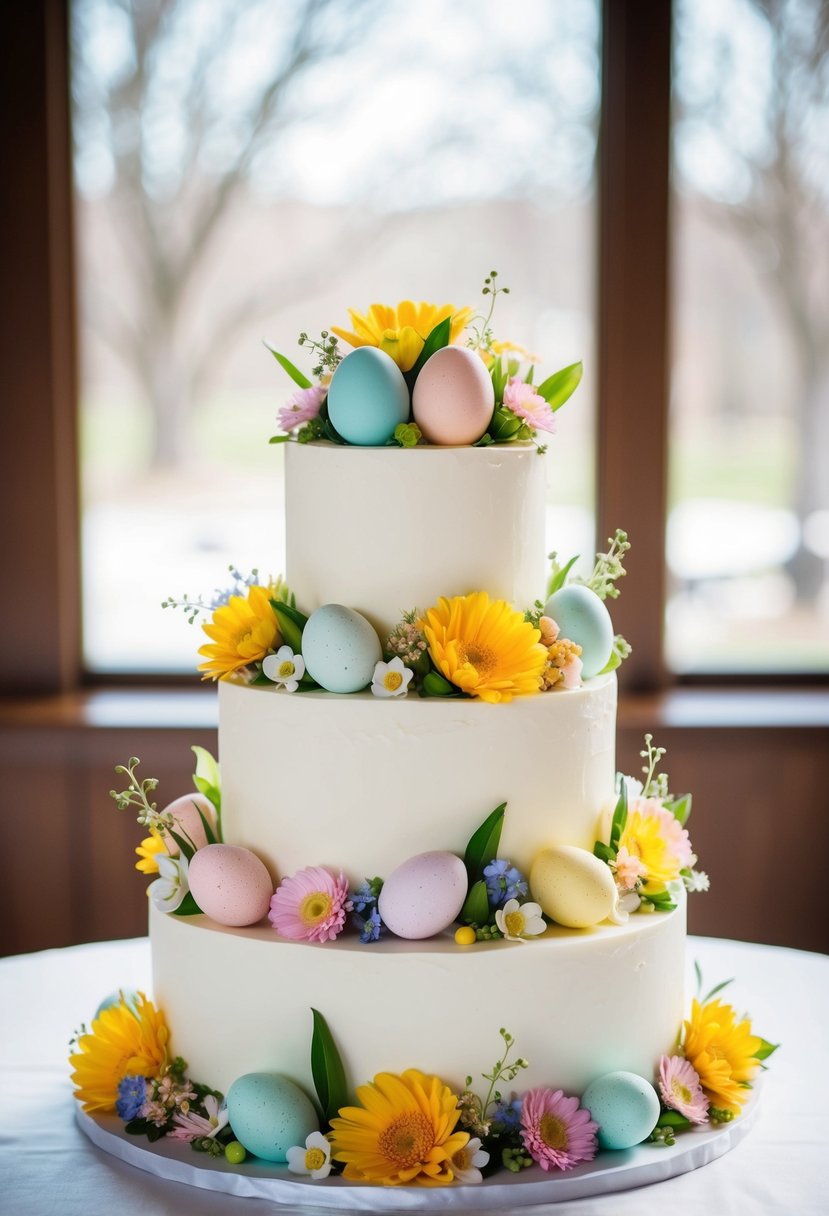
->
529, 845, 617, 928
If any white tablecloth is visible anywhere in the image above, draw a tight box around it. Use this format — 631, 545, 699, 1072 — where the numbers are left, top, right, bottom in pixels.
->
1, 936, 826, 1216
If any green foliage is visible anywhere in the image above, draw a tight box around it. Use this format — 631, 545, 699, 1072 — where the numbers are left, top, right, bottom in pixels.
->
264, 343, 313, 389
596, 634, 632, 675
271, 600, 308, 652
577, 529, 630, 601
536, 360, 583, 411
192, 745, 221, 827
393, 422, 422, 448
409, 317, 452, 381
420, 670, 460, 697
310, 1008, 348, 1125
546, 552, 579, 598
754, 1038, 779, 1061
463, 803, 506, 883
171, 890, 203, 917
460, 879, 490, 926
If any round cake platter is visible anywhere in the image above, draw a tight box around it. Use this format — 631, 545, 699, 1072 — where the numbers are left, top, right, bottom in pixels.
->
76, 1089, 759, 1211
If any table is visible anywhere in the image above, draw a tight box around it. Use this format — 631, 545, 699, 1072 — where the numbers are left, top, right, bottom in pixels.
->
1, 936, 827, 1216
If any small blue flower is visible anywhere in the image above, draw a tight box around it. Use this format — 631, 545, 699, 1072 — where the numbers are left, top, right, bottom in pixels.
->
483, 858, 528, 908
350, 877, 384, 914
491, 1096, 523, 1131
354, 907, 384, 943
116, 1074, 148, 1121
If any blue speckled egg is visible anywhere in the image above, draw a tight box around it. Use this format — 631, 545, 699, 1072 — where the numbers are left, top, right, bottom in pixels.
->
327, 347, 410, 445
543, 584, 614, 679
226, 1072, 318, 1162
582, 1071, 660, 1150
302, 603, 382, 693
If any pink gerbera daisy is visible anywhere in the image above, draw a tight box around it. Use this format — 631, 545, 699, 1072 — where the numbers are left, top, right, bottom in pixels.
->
520, 1087, 598, 1171
278, 385, 326, 433
269, 866, 352, 943
658, 1055, 709, 1124
503, 378, 556, 434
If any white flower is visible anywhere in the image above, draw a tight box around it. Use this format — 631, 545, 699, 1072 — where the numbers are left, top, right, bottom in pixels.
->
683, 868, 710, 893
148, 853, 190, 913
450, 1135, 489, 1183
286, 1130, 332, 1179
622, 775, 644, 803
262, 645, 305, 692
609, 889, 641, 924
495, 899, 546, 942
371, 656, 414, 698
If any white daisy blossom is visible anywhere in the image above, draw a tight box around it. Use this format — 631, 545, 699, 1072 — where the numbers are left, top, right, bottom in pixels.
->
262, 645, 305, 692
148, 853, 190, 913
286, 1131, 333, 1179
451, 1136, 489, 1183
683, 869, 710, 893
495, 899, 546, 942
622, 775, 644, 802
371, 656, 414, 698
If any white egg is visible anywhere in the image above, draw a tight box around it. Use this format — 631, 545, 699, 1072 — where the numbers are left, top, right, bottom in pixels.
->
378, 851, 468, 939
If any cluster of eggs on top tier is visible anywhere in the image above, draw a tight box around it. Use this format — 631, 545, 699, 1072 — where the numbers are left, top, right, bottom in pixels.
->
326, 345, 495, 446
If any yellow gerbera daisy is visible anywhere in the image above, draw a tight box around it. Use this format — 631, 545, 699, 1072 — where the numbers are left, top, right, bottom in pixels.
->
198, 584, 281, 681
329, 1069, 470, 1187
617, 805, 686, 894
421, 592, 547, 704
683, 998, 762, 1115
135, 826, 167, 875
331, 301, 474, 372
70, 992, 169, 1114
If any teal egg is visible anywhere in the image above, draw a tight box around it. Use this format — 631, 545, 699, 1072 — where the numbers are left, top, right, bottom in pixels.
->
582, 1071, 660, 1150
327, 347, 410, 445
543, 584, 614, 679
302, 603, 382, 693
226, 1072, 318, 1163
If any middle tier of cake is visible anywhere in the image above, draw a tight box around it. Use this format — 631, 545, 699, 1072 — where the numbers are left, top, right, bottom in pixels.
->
218, 672, 617, 882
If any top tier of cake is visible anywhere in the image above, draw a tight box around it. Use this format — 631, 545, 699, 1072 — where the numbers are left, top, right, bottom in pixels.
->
285, 442, 546, 639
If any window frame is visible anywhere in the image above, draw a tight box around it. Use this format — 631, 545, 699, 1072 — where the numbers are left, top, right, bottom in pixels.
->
2, 0, 827, 697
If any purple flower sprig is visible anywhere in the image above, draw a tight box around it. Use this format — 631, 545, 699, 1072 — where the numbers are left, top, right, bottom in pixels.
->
483, 859, 528, 909
350, 877, 387, 943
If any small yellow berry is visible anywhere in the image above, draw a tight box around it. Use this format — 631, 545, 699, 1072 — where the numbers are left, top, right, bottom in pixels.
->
454, 926, 477, 946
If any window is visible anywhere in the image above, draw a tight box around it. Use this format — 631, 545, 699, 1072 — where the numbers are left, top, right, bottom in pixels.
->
71, 0, 601, 672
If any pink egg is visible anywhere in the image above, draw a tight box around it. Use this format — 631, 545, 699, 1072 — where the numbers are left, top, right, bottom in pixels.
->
412, 346, 495, 445
161, 793, 217, 855
378, 850, 468, 939
188, 844, 275, 927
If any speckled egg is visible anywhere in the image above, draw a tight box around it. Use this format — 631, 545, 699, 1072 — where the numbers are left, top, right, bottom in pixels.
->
327, 347, 410, 445
378, 850, 468, 939
302, 603, 382, 694
160, 792, 217, 854
529, 845, 618, 928
226, 1073, 318, 1162
582, 1071, 661, 1150
543, 584, 615, 680
412, 346, 495, 445
188, 844, 274, 927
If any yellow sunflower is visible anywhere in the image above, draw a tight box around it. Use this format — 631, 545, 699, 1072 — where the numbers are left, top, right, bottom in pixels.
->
135, 825, 167, 875
421, 592, 547, 704
198, 584, 281, 681
683, 998, 762, 1114
70, 992, 169, 1114
616, 804, 686, 894
331, 301, 474, 372
329, 1069, 470, 1187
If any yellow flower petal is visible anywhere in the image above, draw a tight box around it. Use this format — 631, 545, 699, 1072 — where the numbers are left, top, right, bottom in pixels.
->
197, 585, 281, 681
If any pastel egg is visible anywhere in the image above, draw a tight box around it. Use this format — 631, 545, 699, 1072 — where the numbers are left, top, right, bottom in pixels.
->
226, 1072, 318, 1163
302, 603, 382, 694
412, 346, 495, 445
582, 1071, 661, 1150
543, 585, 614, 680
378, 850, 468, 939
327, 347, 410, 445
529, 845, 617, 928
160, 792, 217, 854
188, 844, 274, 927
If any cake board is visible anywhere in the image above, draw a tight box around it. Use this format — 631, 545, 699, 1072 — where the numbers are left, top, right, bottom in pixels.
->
76, 1090, 759, 1211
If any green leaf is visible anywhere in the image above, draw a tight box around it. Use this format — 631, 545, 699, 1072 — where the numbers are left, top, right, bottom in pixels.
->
488, 405, 523, 442
310, 1008, 348, 1124
608, 780, 628, 855
192, 747, 221, 824
460, 879, 490, 925
656, 1110, 692, 1130
701, 977, 735, 1004
641, 890, 676, 912
596, 649, 622, 675
265, 343, 313, 389
490, 357, 508, 402
268, 434, 292, 444
421, 670, 459, 697
171, 890, 203, 916
753, 1038, 779, 1061
536, 360, 583, 411
593, 840, 615, 864
463, 802, 506, 882
547, 554, 579, 597
272, 600, 308, 652
666, 793, 693, 826
473, 432, 494, 447
694, 959, 703, 996
525, 364, 535, 385
194, 803, 218, 845
249, 668, 273, 687
409, 317, 452, 380
167, 827, 196, 862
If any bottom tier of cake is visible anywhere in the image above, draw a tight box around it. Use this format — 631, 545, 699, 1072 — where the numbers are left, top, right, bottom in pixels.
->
150, 895, 686, 1099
